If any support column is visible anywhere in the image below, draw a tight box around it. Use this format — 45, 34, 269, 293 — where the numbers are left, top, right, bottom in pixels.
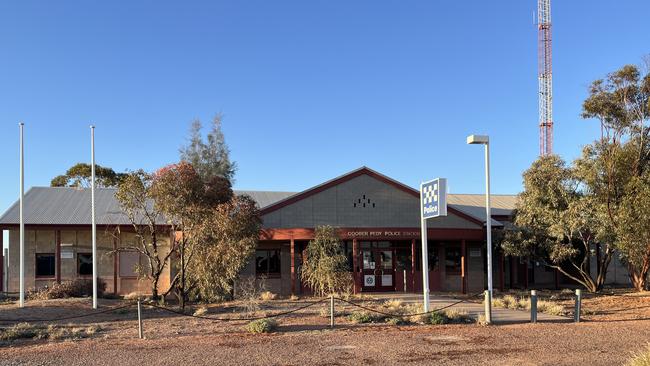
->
0, 232, 3, 292
524, 258, 529, 289
510, 256, 516, 289
411, 239, 416, 293
352, 239, 359, 294
55, 230, 61, 284
499, 253, 505, 292
461, 240, 467, 294
290, 236, 295, 296
113, 237, 118, 295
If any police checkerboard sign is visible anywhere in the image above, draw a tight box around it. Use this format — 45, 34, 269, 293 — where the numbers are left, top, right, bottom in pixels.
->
421, 178, 447, 219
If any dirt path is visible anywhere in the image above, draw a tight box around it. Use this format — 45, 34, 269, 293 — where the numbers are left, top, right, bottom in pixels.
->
1, 320, 648, 366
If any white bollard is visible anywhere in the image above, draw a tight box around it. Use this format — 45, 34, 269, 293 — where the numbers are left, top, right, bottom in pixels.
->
530, 290, 538, 323
137, 299, 144, 339
484, 290, 492, 325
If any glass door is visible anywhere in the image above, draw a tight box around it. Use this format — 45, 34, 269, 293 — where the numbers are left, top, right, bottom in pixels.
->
377, 250, 395, 291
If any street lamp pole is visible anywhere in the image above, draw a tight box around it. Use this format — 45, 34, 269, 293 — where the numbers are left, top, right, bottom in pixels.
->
467, 135, 493, 322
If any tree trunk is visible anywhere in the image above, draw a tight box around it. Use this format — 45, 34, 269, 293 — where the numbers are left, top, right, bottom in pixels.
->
628, 255, 650, 291
180, 237, 186, 310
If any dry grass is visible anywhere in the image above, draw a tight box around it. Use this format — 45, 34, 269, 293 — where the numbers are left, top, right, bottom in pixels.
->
259, 291, 277, 302
0, 323, 102, 342
627, 345, 650, 366
193, 306, 208, 316
124, 292, 140, 300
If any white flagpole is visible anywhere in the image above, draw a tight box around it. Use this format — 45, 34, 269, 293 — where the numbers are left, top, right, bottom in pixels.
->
19, 122, 25, 308
91, 125, 97, 309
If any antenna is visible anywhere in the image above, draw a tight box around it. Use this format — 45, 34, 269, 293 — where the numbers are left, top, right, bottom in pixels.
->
538, 0, 553, 156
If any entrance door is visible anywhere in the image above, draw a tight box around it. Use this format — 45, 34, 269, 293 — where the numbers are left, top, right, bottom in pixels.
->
361, 249, 395, 292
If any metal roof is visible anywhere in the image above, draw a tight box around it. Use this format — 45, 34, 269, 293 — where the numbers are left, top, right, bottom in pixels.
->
0, 187, 138, 226
0, 186, 517, 227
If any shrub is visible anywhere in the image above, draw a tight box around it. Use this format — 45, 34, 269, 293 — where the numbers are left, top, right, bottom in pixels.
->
426, 312, 449, 325
29, 279, 107, 300
0, 323, 42, 341
348, 311, 378, 324
627, 345, 650, 366
259, 291, 277, 301
385, 317, 411, 326
193, 306, 208, 316
245, 319, 278, 334
536, 300, 565, 316
476, 314, 489, 326
300, 226, 353, 296
444, 310, 473, 324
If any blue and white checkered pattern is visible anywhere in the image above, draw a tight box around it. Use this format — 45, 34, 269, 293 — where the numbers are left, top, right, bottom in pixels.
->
421, 179, 446, 219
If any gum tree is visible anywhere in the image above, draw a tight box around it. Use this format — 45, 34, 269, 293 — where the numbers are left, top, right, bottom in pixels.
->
301, 226, 352, 296
580, 62, 650, 290
501, 156, 613, 292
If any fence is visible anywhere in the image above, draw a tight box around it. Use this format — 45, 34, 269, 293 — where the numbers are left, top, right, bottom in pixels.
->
0, 289, 648, 340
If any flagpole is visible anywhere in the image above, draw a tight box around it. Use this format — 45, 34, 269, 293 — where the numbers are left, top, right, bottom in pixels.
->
19, 122, 25, 308
91, 125, 97, 309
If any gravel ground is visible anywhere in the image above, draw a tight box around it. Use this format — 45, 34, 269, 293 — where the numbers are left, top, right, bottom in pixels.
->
0, 293, 648, 365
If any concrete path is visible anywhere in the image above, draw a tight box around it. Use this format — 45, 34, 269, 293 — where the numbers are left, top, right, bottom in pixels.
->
367, 293, 571, 324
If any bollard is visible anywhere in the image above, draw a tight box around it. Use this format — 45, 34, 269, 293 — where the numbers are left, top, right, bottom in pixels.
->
484, 290, 492, 325
530, 290, 538, 323
574, 289, 582, 323
329, 295, 335, 328
137, 299, 144, 339
403, 269, 407, 293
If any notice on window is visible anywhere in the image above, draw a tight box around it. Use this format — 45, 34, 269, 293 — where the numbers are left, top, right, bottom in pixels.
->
470, 249, 482, 257
60, 249, 74, 259
381, 275, 392, 287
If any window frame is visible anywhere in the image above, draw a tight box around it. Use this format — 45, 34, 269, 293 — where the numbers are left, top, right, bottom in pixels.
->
255, 249, 282, 278
77, 252, 93, 277
35, 253, 56, 278
444, 246, 463, 275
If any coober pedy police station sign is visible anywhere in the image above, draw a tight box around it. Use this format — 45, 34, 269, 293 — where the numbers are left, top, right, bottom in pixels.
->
419, 177, 447, 312
421, 178, 447, 219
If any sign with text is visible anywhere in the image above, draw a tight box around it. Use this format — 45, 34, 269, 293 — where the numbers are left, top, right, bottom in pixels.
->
421, 178, 448, 219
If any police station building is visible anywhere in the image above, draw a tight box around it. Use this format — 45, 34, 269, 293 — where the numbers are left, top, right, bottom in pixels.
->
1, 166, 587, 297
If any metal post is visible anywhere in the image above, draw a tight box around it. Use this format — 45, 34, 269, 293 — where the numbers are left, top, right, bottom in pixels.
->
530, 290, 538, 323
91, 126, 97, 309
3, 248, 8, 293
484, 290, 492, 324
329, 295, 334, 328
574, 289, 581, 323
137, 299, 144, 339
485, 142, 493, 298
420, 215, 430, 313
19, 122, 25, 308
403, 269, 407, 293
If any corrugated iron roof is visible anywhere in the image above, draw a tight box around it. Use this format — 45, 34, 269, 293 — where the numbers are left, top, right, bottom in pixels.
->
0, 186, 517, 226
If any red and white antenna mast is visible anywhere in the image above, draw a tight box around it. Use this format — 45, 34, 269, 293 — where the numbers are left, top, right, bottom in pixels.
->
538, 0, 553, 155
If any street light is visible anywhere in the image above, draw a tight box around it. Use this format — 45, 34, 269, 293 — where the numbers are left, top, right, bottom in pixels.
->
467, 134, 493, 323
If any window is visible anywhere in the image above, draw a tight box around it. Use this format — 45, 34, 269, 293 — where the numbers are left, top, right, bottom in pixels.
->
119, 251, 140, 277
256, 250, 281, 277
36, 253, 55, 277
77, 253, 93, 276
445, 247, 462, 275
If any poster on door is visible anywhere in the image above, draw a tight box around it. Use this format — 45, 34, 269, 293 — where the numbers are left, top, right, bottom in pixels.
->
381, 275, 392, 287
364, 275, 376, 287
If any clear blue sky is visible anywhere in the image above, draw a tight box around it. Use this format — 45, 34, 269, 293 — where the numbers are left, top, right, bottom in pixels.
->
0, 1, 648, 214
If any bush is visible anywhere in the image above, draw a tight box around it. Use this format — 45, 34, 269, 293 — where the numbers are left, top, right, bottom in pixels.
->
193, 306, 208, 316
245, 319, 278, 334
536, 300, 566, 316
259, 291, 277, 301
385, 317, 411, 326
426, 312, 449, 325
444, 310, 473, 324
0, 323, 102, 342
627, 345, 650, 366
0, 323, 42, 341
29, 279, 107, 300
348, 311, 378, 324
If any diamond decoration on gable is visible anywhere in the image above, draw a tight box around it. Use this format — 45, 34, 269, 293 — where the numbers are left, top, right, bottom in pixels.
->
353, 194, 375, 208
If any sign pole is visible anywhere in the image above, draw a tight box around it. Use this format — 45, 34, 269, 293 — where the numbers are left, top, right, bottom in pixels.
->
19, 122, 25, 308
91, 125, 97, 309
420, 195, 430, 313
485, 141, 493, 298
